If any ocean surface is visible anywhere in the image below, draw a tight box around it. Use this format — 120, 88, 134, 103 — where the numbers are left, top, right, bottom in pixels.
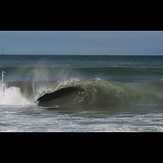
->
1, 55, 163, 132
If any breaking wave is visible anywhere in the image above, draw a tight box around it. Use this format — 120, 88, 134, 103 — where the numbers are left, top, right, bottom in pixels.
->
34, 78, 163, 111
2, 75, 163, 110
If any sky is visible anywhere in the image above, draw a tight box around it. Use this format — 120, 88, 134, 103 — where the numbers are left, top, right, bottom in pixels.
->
0, 31, 163, 55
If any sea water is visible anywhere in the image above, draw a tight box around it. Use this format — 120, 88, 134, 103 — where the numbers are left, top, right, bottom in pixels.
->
0, 55, 163, 132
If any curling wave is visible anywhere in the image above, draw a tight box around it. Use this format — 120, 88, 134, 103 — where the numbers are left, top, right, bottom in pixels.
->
35, 79, 163, 110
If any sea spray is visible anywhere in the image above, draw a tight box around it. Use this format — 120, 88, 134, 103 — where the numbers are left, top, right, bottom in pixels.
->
30, 59, 55, 100
0, 85, 32, 106
30, 58, 83, 100
0, 70, 32, 106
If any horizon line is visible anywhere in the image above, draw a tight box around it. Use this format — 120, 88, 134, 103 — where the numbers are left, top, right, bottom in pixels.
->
1, 54, 163, 56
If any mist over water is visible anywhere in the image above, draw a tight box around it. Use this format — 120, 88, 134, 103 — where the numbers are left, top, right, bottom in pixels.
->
0, 55, 163, 131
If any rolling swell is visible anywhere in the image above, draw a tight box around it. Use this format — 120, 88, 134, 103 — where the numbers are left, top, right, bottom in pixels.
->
3, 66, 163, 82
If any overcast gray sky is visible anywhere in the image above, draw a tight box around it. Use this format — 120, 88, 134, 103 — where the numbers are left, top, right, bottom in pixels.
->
0, 31, 163, 55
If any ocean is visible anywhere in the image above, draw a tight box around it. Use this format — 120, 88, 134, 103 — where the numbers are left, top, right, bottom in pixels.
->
1, 54, 163, 132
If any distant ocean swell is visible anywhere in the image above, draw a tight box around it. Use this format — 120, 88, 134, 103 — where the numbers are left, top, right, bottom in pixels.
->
2, 66, 163, 82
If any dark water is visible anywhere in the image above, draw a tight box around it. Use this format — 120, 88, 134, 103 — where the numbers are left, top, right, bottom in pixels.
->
1, 55, 163, 81
0, 55, 163, 132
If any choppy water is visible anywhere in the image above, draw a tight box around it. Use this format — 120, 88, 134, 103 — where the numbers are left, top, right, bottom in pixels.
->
1, 106, 163, 132
0, 55, 163, 132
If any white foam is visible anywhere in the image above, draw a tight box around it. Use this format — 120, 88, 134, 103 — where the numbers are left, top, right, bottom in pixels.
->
55, 78, 80, 91
0, 86, 32, 106
95, 77, 102, 81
